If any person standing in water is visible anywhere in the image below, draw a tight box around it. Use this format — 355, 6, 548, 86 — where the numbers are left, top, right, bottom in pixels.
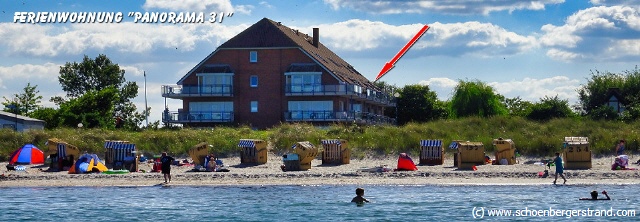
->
552, 152, 567, 185
351, 188, 369, 203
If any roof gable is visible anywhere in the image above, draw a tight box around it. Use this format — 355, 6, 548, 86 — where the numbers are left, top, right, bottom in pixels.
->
179, 18, 377, 89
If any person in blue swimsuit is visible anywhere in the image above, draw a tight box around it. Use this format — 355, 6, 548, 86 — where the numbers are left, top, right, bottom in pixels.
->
552, 152, 566, 185
616, 139, 625, 156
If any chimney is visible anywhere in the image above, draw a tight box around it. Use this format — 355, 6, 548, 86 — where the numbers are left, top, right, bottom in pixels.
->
313, 28, 319, 47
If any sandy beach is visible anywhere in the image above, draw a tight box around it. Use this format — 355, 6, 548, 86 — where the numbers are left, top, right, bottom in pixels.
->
2, 154, 640, 187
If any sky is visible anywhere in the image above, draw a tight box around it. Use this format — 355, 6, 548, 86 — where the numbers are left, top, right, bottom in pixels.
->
1, 0, 640, 125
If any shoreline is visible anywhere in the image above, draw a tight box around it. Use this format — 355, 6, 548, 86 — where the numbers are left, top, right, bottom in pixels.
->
2, 155, 640, 187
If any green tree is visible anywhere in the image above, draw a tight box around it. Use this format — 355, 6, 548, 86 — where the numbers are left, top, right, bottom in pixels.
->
525, 96, 575, 121
57, 87, 119, 128
576, 67, 640, 120
397, 84, 447, 124
29, 107, 60, 129
576, 69, 625, 118
450, 80, 507, 118
374, 81, 400, 118
54, 54, 143, 129
2, 83, 43, 115
501, 96, 533, 117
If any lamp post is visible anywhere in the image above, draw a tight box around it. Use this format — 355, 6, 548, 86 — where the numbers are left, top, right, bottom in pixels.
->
13, 97, 19, 131
144, 71, 149, 128
394, 92, 400, 125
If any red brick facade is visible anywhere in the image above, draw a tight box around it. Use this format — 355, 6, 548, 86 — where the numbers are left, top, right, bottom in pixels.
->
162, 18, 394, 129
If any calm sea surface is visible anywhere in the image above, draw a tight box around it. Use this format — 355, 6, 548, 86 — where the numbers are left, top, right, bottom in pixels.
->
1, 184, 639, 221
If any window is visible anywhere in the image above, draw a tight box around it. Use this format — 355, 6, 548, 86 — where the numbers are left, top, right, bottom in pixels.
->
285, 72, 322, 92
196, 73, 233, 94
188, 102, 233, 121
250, 51, 257, 63
288, 101, 333, 119
250, 75, 258, 87
251, 101, 258, 112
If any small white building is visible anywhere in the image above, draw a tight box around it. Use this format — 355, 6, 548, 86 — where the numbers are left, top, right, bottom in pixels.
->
0, 110, 45, 131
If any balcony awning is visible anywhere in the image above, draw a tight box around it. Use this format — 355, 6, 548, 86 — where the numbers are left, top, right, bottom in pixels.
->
286, 63, 323, 72
196, 64, 234, 73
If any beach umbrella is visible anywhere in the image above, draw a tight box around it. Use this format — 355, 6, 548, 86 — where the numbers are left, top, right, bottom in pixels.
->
9, 144, 45, 165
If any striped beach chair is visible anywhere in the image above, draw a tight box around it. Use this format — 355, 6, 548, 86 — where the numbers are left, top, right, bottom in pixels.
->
321, 139, 350, 165
420, 140, 444, 165
104, 140, 128, 164
45, 138, 80, 170
237, 139, 267, 164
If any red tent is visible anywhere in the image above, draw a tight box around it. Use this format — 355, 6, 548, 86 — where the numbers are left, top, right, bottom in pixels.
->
396, 153, 418, 171
9, 144, 45, 165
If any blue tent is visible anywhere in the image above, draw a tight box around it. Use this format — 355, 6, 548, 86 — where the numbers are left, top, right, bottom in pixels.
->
69, 153, 107, 174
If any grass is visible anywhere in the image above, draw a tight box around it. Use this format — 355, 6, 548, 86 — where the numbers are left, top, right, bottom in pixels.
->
2, 117, 638, 162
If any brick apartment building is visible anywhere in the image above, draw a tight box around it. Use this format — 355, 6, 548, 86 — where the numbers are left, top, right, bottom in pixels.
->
161, 18, 395, 128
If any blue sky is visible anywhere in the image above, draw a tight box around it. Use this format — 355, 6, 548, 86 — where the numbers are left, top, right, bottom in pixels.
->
1, 0, 640, 125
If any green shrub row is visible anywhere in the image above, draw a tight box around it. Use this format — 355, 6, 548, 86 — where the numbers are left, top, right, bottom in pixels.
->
1, 117, 637, 162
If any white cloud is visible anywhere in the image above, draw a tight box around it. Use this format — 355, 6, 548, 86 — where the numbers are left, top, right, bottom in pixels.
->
143, 0, 252, 15
488, 76, 580, 102
305, 19, 537, 58
590, 0, 640, 6
417, 76, 581, 103
234, 5, 255, 15
324, 0, 564, 15
120, 65, 145, 77
540, 5, 640, 62
0, 63, 60, 88
259, 1, 274, 8
419, 77, 458, 88
0, 22, 244, 57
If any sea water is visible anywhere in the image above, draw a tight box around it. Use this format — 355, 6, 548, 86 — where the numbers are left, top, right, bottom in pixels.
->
1, 184, 639, 221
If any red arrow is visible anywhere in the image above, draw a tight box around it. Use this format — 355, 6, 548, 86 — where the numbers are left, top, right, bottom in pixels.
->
375, 24, 430, 82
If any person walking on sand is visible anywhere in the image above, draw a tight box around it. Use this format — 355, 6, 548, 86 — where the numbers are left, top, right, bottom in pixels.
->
160, 152, 175, 183
615, 139, 625, 156
553, 152, 567, 185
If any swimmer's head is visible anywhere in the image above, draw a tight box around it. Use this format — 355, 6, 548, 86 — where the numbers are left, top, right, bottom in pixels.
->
356, 188, 365, 196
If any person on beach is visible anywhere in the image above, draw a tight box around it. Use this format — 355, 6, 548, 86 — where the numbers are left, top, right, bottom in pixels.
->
580, 190, 610, 200
616, 139, 625, 156
207, 154, 217, 172
351, 188, 369, 203
160, 152, 175, 183
552, 152, 567, 185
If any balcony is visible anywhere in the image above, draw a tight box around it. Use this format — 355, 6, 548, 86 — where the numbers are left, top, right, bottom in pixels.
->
284, 110, 395, 125
285, 84, 394, 106
161, 84, 233, 98
162, 111, 234, 123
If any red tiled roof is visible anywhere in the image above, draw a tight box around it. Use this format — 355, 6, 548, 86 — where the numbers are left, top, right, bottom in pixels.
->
217, 18, 377, 89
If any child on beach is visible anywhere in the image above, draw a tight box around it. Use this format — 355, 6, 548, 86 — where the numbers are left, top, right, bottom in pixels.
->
351, 188, 369, 203
552, 152, 567, 185
616, 139, 625, 156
